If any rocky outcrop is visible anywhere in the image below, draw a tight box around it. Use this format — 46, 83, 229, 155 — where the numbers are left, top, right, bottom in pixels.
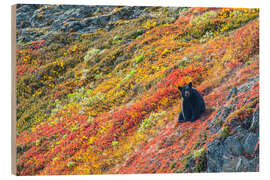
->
206, 78, 259, 172
16, 4, 149, 43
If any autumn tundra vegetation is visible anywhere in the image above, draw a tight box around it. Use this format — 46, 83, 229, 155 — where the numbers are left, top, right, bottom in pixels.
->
16, 5, 259, 175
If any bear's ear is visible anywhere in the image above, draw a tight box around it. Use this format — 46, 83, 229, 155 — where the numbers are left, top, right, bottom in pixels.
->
188, 82, 192, 88
178, 86, 183, 92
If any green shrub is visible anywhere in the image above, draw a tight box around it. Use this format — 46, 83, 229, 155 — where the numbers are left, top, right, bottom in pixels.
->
204, 11, 218, 19
52, 99, 63, 114
219, 126, 230, 140
113, 35, 122, 41
195, 152, 207, 172
182, 7, 189, 12
67, 161, 75, 168
93, 8, 100, 15
139, 118, 152, 131
170, 161, 177, 169
139, 111, 166, 133
193, 147, 205, 159
194, 55, 200, 60
136, 35, 142, 39
190, 11, 217, 25
112, 140, 119, 147
122, 68, 136, 82
189, 11, 220, 39
67, 88, 85, 103
84, 48, 100, 64
161, 48, 170, 57
128, 29, 143, 39
66, 88, 104, 107
245, 61, 251, 66
136, 53, 144, 64
86, 92, 105, 106
71, 126, 79, 132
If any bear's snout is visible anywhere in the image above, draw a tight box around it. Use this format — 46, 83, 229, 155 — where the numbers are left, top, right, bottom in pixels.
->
184, 91, 190, 97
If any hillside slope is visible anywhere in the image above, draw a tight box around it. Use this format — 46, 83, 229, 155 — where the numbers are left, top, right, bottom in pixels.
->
15, 5, 259, 175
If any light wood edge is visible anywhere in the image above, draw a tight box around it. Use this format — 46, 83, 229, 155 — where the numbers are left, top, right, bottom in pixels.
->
11, 4, 17, 176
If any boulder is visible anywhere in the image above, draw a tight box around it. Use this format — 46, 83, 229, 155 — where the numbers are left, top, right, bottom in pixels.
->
206, 140, 224, 172
249, 108, 259, 134
243, 133, 258, 154
223, 135, 243, 156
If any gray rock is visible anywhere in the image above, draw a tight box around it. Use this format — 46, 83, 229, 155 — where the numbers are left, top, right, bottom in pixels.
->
235, 156, 258, 172
84, 15, 110, 27
238, 77, 259, 94
16, 4, 41, 29
235, 157, 242, 171
167, 7, 183, 22
222, 155, 239, 172
231, 127, 249, 144
185, 158, 195, 173
249, 108, 259, 134
34, 69, 42, 81
207, 140, 224, 172
206, 129, 258, 172
243, 133, 258, 154
168, 7, 181, 14
226, 86, 238, 100
208, 106, 234, 134
207, 107, 222, 134
248, 76, 259, 83
248, 157, 259, 172
221, 106, 234, 120
205, 77, 259, 173
66, 21, 83, 32
104, 23, 115, 32
224, 135, 243, 156
16, 4, 150, 44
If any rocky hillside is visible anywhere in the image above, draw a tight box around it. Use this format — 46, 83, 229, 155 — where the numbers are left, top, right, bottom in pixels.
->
16, 5, 259, 175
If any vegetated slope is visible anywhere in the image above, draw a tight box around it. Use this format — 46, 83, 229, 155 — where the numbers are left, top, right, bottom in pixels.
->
16, 6, 259, 175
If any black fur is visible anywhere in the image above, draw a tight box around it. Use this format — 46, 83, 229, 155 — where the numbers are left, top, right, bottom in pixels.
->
178, 82, 205, 122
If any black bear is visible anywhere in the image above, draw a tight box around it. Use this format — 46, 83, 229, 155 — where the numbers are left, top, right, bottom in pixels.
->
178, 82, 205, 122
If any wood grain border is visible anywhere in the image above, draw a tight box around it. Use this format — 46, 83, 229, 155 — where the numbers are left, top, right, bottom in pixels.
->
11, 4, 17, 175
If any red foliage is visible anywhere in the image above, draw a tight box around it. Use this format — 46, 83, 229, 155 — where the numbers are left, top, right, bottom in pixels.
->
31, 40, 46, 49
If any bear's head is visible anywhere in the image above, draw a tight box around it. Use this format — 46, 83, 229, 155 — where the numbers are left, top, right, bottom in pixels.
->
178, 82, 193, 99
